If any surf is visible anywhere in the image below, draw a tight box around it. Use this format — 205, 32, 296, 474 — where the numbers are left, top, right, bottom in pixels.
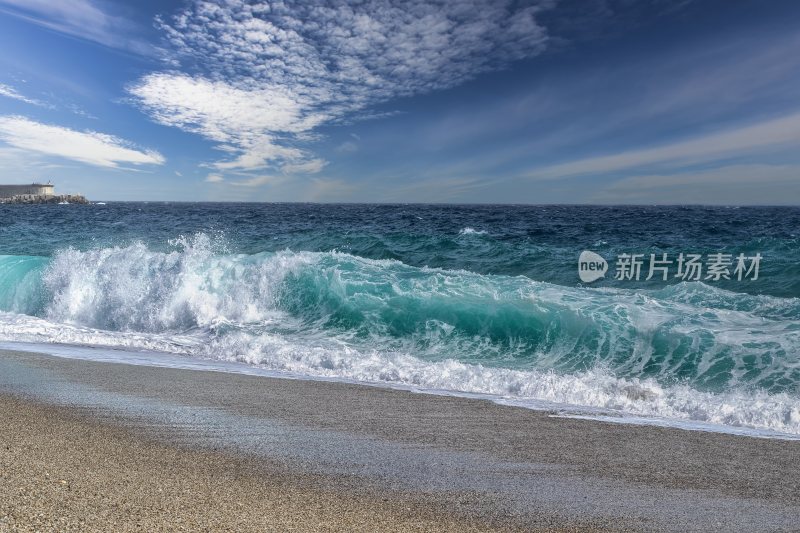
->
0, 232, 799, 435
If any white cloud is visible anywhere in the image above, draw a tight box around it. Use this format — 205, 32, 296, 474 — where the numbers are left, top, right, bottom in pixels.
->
282, 158, 327, 174
528, 112, 800, 180
65, 103, 98, 119
129, 73, 318, 173
590, 164, 800, 205
130, 0, 553, 183
204, 173, 223, 182
0, 115, 164, 168
0, 83, 47, 107
230, 175, 284, 187
0, 0, 154, 54
336, 141, 358, 154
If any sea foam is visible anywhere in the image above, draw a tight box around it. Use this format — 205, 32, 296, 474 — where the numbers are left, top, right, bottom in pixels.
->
0, 234, 799, 435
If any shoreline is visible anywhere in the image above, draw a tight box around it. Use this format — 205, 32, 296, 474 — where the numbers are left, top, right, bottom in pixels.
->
2, 341, 794, 443
2, 348, 800, 531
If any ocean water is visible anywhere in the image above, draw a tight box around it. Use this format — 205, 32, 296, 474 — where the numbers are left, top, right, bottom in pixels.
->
1, 203, 799, 435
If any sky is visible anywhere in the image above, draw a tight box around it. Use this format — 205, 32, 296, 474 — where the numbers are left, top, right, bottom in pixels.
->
0, 0, 798, 203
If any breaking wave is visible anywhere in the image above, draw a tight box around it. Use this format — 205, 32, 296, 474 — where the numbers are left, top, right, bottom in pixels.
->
1, 233, 799, 435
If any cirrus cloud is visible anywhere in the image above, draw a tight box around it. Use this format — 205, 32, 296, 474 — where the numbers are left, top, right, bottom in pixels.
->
0, 115, 164, 168
0, 0, 157, 55
0, 83, 48, 107
526, 112, 800, 180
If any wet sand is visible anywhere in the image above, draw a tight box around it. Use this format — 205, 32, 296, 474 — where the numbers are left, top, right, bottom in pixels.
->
0, 396, 514, 532
1, 348, 799, 531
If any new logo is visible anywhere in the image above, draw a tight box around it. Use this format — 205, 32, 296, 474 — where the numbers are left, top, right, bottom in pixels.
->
578, 251, 607, 283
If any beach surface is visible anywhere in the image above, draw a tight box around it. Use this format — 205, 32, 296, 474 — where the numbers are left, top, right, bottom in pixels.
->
1, 348, 799, 532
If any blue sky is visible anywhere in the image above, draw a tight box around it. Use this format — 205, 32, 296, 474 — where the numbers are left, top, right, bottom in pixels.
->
0, 0, 798, 203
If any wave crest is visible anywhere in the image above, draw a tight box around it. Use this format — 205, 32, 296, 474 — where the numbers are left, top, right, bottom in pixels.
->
1, 234, 799, 434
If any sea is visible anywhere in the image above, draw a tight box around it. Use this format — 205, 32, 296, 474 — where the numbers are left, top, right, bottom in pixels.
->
1, 203, 799, 437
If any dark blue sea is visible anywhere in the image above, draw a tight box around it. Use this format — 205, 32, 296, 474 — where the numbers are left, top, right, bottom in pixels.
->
1, 204, 799, 435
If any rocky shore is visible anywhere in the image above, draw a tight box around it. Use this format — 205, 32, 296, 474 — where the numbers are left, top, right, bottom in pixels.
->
0, 194, 89, 204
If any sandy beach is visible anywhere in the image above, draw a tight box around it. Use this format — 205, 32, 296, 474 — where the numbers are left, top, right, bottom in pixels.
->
1, 348, 799, 532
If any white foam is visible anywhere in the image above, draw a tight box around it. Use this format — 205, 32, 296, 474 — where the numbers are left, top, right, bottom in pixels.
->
2, 338, 798, 441
2, 310, 800, 438
2, 238, 800, 438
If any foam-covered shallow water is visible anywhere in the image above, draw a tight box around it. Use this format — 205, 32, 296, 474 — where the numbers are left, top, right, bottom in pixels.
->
1, 204, 799, 436
3, 341, 798, 441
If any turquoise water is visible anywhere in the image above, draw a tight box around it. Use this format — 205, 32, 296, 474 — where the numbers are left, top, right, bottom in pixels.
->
1, 203, 799, 434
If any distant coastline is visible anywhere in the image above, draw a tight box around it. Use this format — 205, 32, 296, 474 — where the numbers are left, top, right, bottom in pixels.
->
0, 182, 88, 204
0, 193, 89, 204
